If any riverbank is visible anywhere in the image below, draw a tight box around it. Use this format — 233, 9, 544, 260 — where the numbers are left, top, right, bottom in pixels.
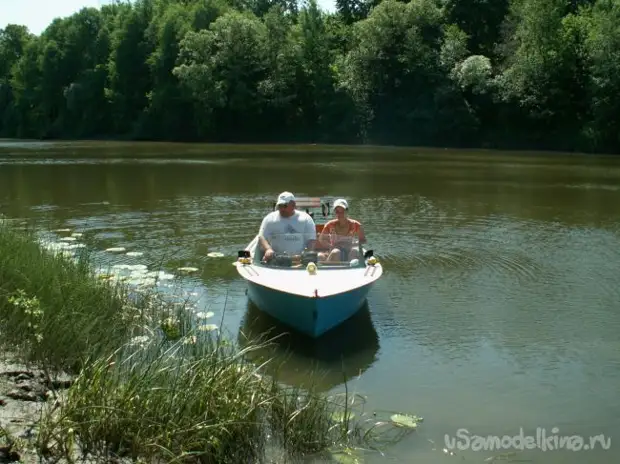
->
0, 348, 66, 463
0, 138, 614, 159
0, 222, 419, 463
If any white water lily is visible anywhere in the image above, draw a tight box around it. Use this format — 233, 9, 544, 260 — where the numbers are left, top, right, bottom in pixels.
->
54, 228, 71, 233
60, 237, 77, 242
207, 252, 225, 258
71, 232, 83, 238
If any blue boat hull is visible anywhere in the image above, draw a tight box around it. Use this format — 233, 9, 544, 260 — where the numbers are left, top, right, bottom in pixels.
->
246, 281, 372, 338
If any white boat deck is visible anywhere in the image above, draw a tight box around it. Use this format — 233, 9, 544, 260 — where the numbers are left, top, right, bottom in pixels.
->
235, 234, 383, 298
236, 261, 382, 298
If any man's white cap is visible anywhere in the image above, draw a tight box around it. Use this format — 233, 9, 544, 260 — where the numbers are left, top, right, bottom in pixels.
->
333, 198, 348, 211
276, 191, 296, 206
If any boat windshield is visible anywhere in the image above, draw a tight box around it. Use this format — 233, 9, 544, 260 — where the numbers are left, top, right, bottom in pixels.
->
254, 233, 368, 269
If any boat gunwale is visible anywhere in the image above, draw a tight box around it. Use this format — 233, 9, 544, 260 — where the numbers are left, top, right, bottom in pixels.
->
238, 262, 382, 298
236, 238, 381, 296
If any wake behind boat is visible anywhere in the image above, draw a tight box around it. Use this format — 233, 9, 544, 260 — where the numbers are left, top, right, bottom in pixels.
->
234, 197, 383, 338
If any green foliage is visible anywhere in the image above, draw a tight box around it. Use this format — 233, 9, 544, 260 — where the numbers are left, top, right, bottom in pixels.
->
0, 223, 416, 462
0, 224, 138, 372
1, 0, 620, 152
582, 0, 620, 150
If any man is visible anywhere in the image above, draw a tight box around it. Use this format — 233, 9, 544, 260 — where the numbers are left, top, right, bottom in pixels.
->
258, 191, 317, 262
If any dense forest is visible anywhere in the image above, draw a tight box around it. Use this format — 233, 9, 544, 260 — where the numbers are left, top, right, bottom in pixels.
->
0, 0, 619, 153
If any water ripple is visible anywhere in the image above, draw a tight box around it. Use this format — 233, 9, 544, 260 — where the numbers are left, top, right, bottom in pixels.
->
3, 153, 620, 464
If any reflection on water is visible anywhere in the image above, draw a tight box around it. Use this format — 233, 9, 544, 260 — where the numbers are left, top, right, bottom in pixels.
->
238, 301, 380, 392
1, 144, 620, 463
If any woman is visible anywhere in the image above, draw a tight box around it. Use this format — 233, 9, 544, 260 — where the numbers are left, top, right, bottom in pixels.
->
318, 198, 366, 262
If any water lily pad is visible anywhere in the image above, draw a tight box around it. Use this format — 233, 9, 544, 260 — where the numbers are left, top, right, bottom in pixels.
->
106, 247, 126, 253
126, 251, 144, 257
332, 454, 360, 464
330, 447, 362, 464
113, 264, 148, 272
71, 232, 83, 238
331, 411, 355, 423
198, 324, 218, 332
196, 311, 214, 319
129, 277, 157, 287
146, 270, 175, 281
112, 264, 133, 270
178, 267, 199, 273
390, 413, 422, 428
42, 242, 67, 251
207, 252, 225, 258
129, 270, 149, 279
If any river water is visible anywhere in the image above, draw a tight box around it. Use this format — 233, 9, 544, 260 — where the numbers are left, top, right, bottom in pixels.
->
1, 141, 619, 463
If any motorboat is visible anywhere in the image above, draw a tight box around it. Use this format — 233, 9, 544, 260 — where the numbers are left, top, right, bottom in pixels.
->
234, 197, 383, 338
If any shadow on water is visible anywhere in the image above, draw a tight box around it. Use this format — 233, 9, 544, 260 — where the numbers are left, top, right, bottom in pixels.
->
237, 301, 380, 392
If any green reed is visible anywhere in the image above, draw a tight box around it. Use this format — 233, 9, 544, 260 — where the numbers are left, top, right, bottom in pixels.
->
35, 320, 386, 463
0, 222, 418, 463
0, 223, 146, 373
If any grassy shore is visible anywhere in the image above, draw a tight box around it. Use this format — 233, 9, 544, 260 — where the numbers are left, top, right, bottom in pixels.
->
0, 222, 419, 463
0, 138, 605, 159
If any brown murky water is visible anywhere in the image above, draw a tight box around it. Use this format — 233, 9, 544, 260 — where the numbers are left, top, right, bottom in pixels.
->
1, 141, 619, 463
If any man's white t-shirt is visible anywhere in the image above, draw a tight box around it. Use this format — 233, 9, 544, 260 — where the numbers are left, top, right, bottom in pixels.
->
258, 210, 317, 255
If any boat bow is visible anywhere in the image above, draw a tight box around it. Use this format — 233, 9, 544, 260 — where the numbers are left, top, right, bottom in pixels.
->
236, 258, 382, 298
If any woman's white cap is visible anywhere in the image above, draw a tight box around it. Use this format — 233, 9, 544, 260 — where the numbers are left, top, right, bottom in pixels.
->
333, 198, 348, 211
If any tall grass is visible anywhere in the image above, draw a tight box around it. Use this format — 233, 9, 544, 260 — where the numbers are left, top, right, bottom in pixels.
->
0, 222, 416, 463
0, 223, 149, 373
